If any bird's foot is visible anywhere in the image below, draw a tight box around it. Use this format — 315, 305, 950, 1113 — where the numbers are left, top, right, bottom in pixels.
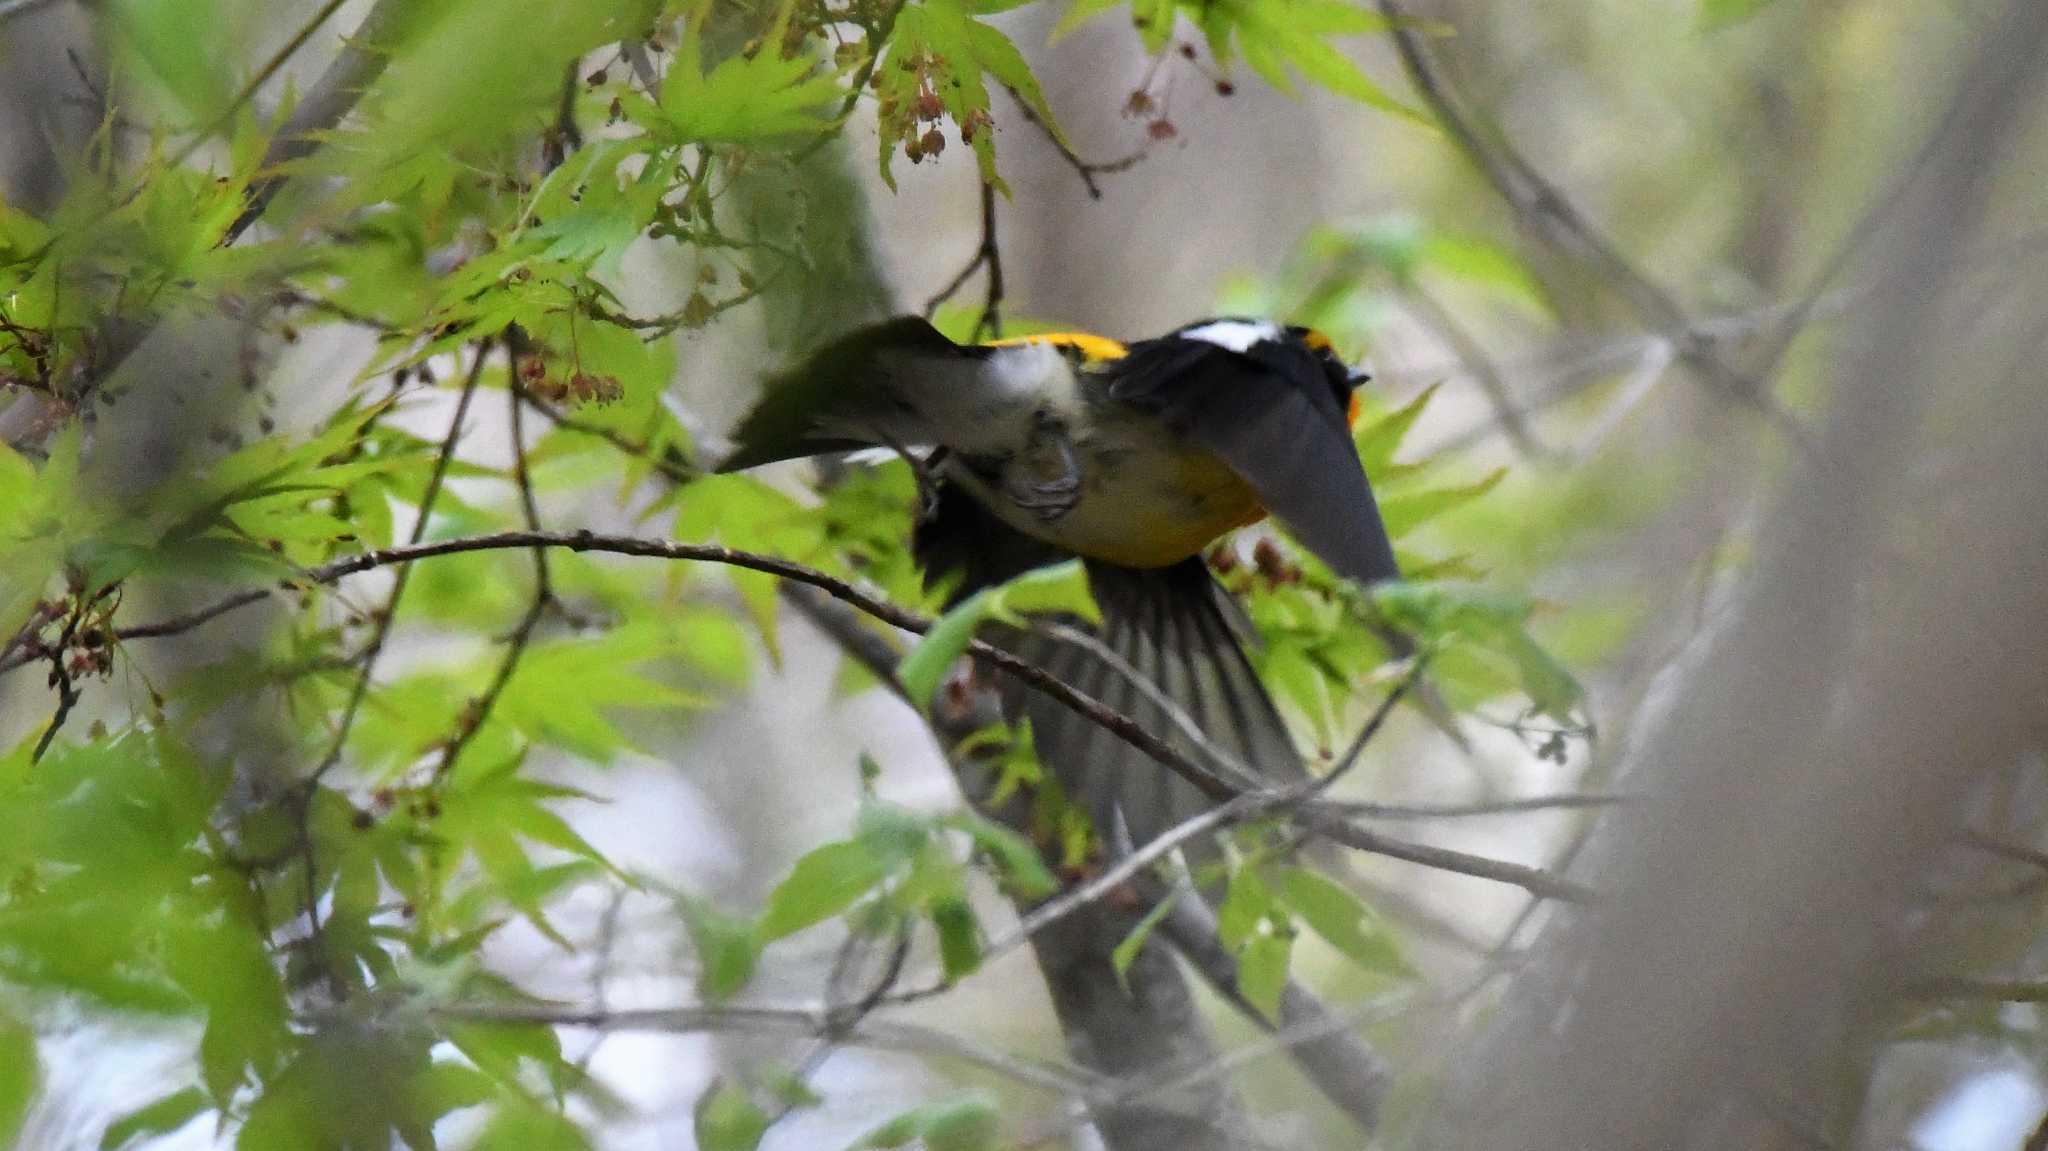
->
1005, 416, 1082, 523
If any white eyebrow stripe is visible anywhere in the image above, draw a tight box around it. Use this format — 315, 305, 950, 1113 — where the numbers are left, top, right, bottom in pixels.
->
1180, 319, 1280, 354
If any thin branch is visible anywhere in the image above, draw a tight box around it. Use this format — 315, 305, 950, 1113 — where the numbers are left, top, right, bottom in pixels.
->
158, 0, 352, 178
228, 0, 408, 239
429, 359, 552, 786
585, 283, 767, 338
516, 384, 697, 485
987, 666, 1418, 966
1956, 829, 2048, 874
1397, 282, 1543, 457
431, 1001, 1107, 1099
1373, 0, 1814, 452
99, 529, 1588, 899
308, 342, 491, 787
29, 595, 96, 763
1302, 812, 1594, 901
1335, 791, 1639, 820
923, 180, 1006, 341
778, 582, 910, 703
0, 600, 61, 676
1899, 976, 2048, 1003
1002, 85, 1148, 200
288, 342, 487, 1000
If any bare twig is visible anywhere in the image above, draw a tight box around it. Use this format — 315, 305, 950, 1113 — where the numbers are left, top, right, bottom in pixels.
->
987, 666, 1419, 965
1002, 85, 1147, 200
1956, 829, 2048, 874
94, 528, 1586, 899
29, 594, 96, 763
1398, 282, 1542, 457
158, 0, 352, 178
433, 1000, 1107, 1098
308, 342, 491, 787
1336, 791, 1639, 820
429, 361, 552, 786
516, 385, 697, 485
924, 180, 1006, 340
0, 600, 61, 677
287, 343, 488, 999
1899, 976, 2048, 1003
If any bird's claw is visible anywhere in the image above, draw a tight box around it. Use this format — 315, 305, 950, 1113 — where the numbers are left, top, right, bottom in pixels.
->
1005, 415, 1083, 523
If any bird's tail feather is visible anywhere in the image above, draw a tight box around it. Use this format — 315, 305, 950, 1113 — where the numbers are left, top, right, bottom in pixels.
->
914, 485, 1305, 860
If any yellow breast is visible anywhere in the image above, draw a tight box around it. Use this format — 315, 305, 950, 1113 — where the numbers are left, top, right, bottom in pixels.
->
1070, 450, 1264, 568
994, 418, 1265, 569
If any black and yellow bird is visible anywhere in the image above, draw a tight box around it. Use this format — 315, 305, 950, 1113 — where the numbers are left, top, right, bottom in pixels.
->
718, 316, 1406, 852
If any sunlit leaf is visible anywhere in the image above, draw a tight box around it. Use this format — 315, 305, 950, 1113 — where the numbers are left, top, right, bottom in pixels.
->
897, 587, 993, 709
849, 1092, 999, 1151
696, 1080, 771, 1151
0, 1013, 36, 1148
1236, 931, 1292, 1019
757, 840, 891, 941
680, 896, 761, 1002
1271, 865, 1409, 974
100, 1086, 211, 1151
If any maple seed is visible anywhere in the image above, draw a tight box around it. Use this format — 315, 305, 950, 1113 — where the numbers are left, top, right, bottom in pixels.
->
1179, 42, 1197, 59
1216, 79, 1236, 96
1252, 537, 1294, 583
920, 127, 946, 157
916, 87, 944, 121
588, 66, 609, 86
1124, 89, 1155, 117
1147, 118, 1179, 141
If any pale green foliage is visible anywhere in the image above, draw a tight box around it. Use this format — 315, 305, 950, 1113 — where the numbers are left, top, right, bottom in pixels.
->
0, 0, 1558, 1144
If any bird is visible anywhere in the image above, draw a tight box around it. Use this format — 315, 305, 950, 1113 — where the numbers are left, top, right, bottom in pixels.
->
717, 315, 1409, 856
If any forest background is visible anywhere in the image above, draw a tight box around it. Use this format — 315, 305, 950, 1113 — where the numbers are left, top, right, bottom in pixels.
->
1, 0, 2046, 1148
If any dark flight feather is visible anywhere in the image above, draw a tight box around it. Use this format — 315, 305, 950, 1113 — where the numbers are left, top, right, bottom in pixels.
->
1107, 333, 1402, 588
915, 485, 1304, 855
717, 316, 967, 473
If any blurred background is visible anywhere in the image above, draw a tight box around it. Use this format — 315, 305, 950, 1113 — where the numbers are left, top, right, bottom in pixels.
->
3, 0, 2047, 1148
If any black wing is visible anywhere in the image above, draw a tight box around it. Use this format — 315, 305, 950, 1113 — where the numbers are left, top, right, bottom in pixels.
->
990, 558, 1306, 855
1106, 333, 1402, 587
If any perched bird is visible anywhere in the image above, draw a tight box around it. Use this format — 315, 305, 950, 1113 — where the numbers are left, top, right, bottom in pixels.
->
718, 316, 1407, 853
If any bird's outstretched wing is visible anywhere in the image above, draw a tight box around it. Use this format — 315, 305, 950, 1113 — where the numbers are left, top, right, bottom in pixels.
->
1105, 330, 1402, 587
716, 316, 968, 473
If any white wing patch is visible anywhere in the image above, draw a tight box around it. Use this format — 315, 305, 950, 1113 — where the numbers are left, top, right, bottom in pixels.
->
1180, 319, 1280, 354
